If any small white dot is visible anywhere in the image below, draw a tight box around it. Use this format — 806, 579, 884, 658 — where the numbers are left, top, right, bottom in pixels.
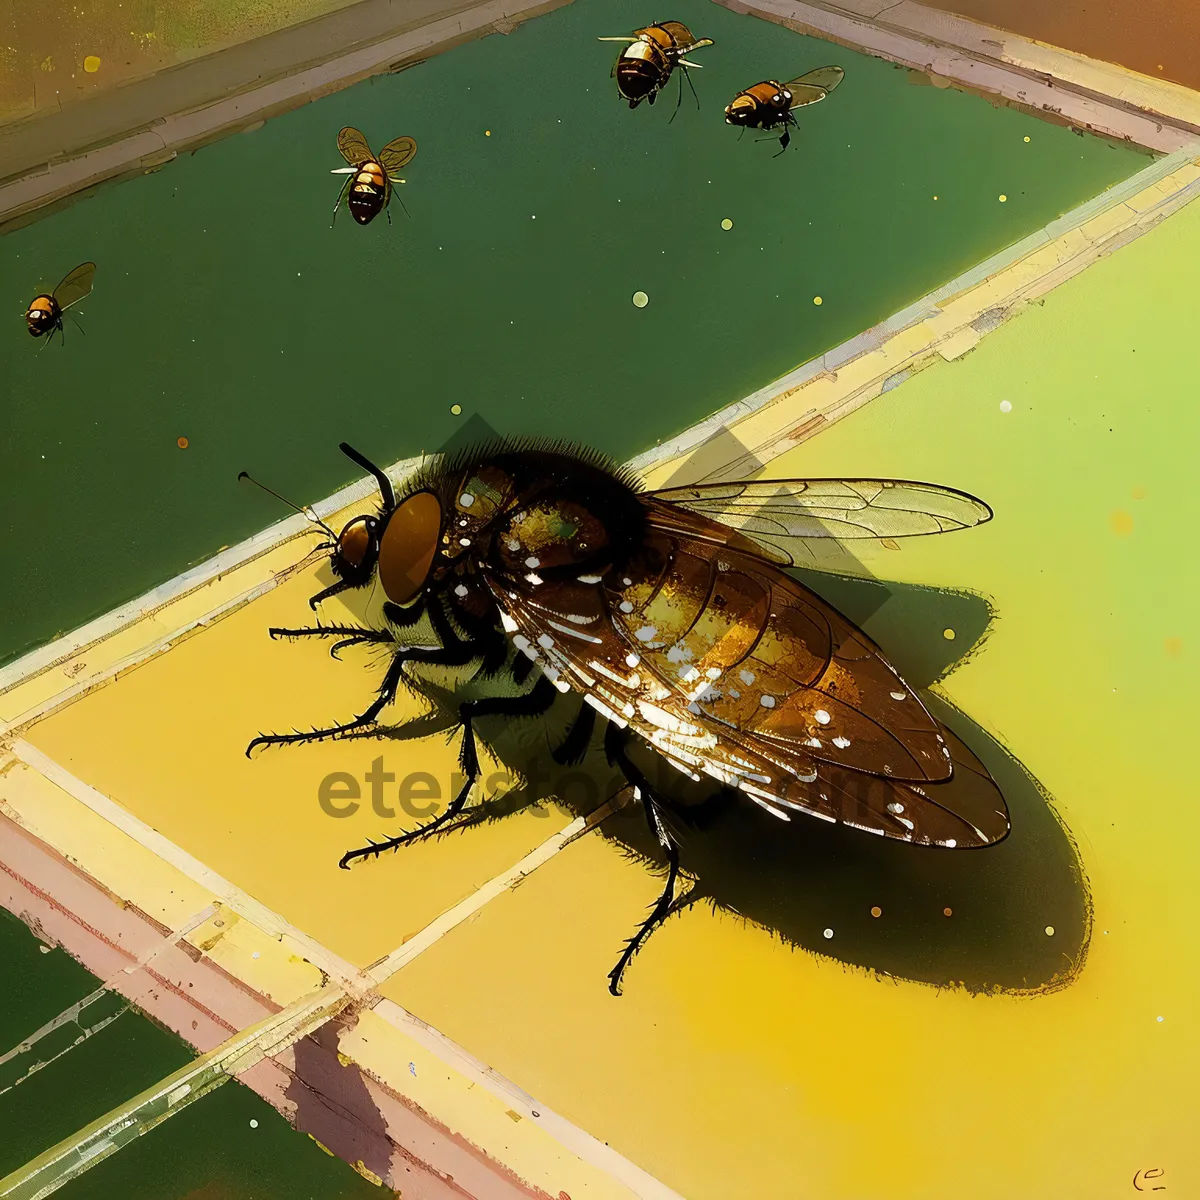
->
454, 584, 468, 597
459, 492, 475, 507
507, 539, 520, 551
1157, 1015, 1164, 1022
890, 691, 906, 701
1000, 400, 1013, 413
760, 695, 776, 708
619, 601, 634, 613
1045, 925, 1055, 936
823, 928, 834, 939
250, 1119, 259, 1128
459, 537, 472, 547
252, 951, 260, 959
814, 710, 831, 725
524, 556, 540, 568
625, 653, 640, 667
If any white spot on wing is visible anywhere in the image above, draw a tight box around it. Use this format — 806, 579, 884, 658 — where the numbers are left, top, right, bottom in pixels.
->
814, 709, 832, 725
500, 613, 519, 633
546, 618, 603, 644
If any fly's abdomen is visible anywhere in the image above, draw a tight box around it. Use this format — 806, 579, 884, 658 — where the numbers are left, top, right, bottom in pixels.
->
617, 44, 667, 103
348, 161, 386, 224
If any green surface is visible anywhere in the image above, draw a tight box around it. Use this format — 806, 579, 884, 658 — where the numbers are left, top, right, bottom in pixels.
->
0, 907, 97, 1050
0, 0, 1146, 666
54, 1080, 394, 1200
0, 910, 391, 1197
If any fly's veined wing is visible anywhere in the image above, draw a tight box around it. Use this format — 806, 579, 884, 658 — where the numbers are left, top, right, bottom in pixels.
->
337, 126, 374, 166
657, 21, 713, 51
378, 135, 417, 174
483, 512, 1006, 845
787, 65, 844, 98
785, 83, 830, 110
52, 262, 96, 310
642, 480, 993, 566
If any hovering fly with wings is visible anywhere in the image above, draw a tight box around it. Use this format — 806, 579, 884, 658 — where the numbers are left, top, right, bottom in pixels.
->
725, 65, 845, 155
247, 440, 1008, 995
25, 262, 96, 344
330, 126, 417, 226
599, 21, 714, 116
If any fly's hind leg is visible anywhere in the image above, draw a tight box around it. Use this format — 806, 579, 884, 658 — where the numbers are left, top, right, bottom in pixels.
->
604, 722, 681, 997
338, 674, 558, 868
774, 124, 792, 157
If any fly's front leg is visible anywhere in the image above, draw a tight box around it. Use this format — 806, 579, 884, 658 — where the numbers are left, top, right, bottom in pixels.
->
339, 675, 558, 868
604, 723, 681, 997
267, 624, 395, 660
246, 636, 475, 756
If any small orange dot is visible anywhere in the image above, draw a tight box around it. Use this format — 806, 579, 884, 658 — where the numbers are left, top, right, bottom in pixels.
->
870, 906, 882, 918
943, 907, 953, 917
1109, 509, 1134, 536
177, 437, 189, 449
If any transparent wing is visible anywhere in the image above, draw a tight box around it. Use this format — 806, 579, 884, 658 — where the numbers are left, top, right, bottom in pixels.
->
643, 479, 992, 566
337, 126, 374, 166
52, 262, 96, 310
787, 65, 844, 101
378, 135, 417, 174
785, 83, 830, 110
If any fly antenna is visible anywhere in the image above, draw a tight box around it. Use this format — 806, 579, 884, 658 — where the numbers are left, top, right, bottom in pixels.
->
238, 471, 337, 538
339, 443, 396, 510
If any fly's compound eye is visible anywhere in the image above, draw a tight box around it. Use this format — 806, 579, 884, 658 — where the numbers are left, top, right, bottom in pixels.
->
378, 491, 442, 605
332, 516, 379, 585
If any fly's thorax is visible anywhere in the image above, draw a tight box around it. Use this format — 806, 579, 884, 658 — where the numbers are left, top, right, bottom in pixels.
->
25, 295, 58, 335
355, 161, 385, 188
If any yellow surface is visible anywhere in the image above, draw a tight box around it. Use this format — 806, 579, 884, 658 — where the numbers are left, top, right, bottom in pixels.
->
7, 181, 1200, 1200
23, 562, 572, 970
380, 203, 1200, 1197
344, 1008, 637, 1200
0, 755, 217, 934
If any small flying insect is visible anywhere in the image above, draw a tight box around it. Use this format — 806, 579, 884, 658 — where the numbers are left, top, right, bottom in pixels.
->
330, 126, 417, 227
725, 65, 844, 156
599, 21, 714, 118
247, 440, 1008, 995
25, 262, 96, 344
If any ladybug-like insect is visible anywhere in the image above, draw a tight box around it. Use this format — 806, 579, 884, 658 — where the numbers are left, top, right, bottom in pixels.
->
725, 65, 844, 155
247, 440, 1008, 995
25, 262, 96, 344
599, 21, 714, 117
330, 126, 417, 226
